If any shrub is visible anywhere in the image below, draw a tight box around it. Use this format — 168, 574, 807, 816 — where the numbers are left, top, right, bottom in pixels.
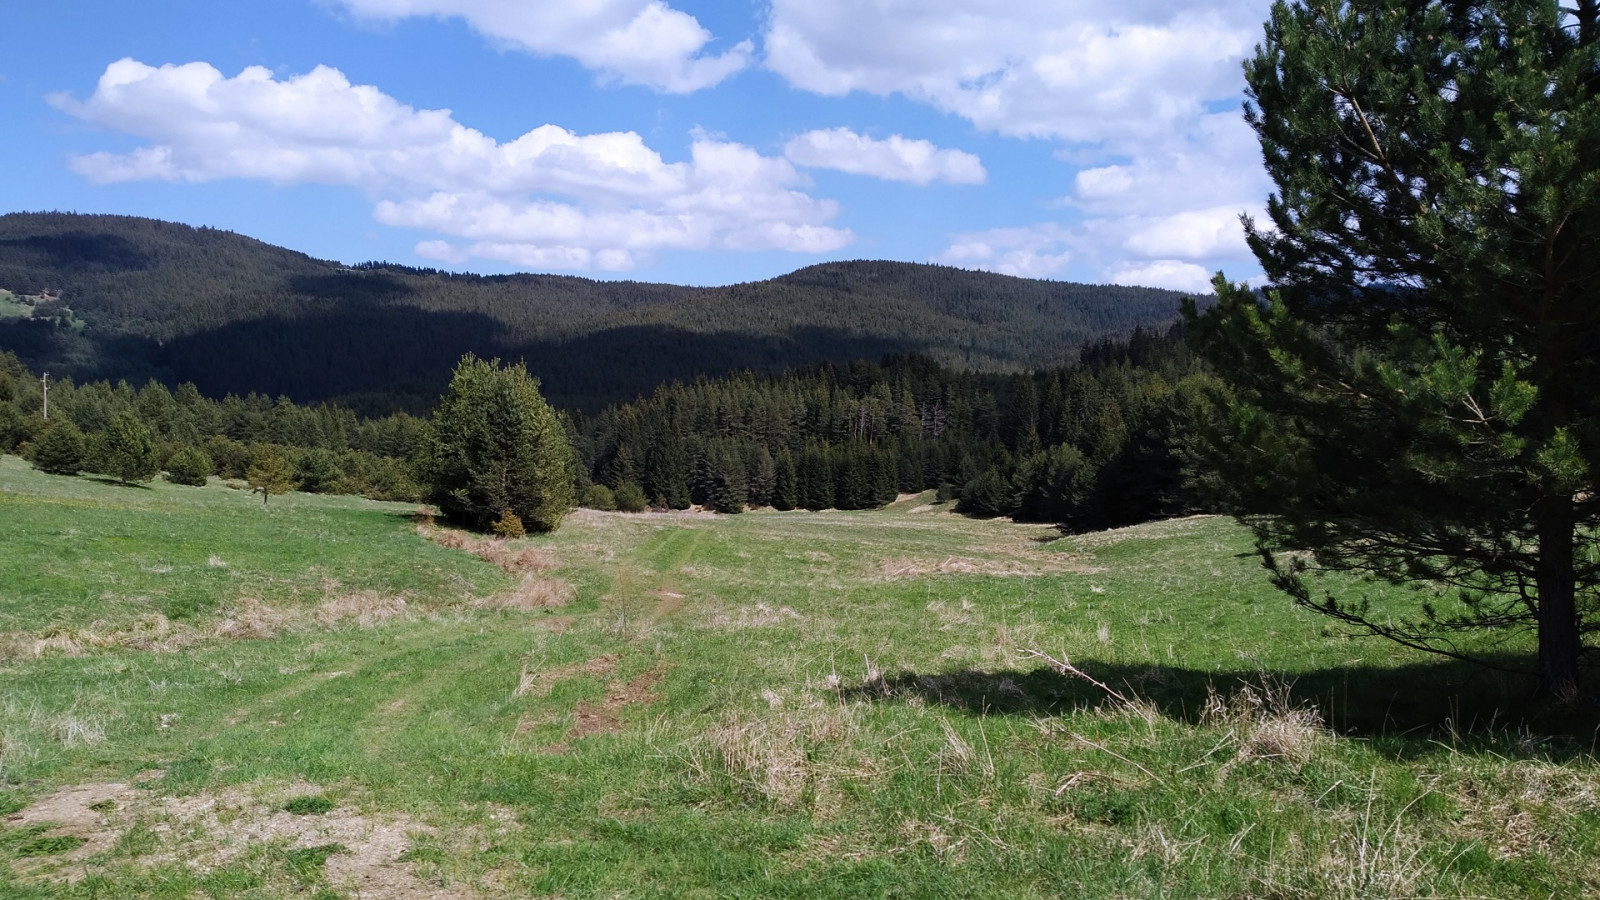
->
31, 422, 85, 476
165, 445, 213, 486
491, 509, 526, 538
582, 483, 618, 511
614, 482, 648, 512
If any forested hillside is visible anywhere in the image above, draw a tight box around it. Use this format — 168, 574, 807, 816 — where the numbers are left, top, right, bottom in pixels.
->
0, 212, 1197, 412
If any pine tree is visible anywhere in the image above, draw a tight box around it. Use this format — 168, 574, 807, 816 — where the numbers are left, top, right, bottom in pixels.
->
429, 356, 576, 532
1190, 0, 1600, 701
32, 421, 86, 476
101, 410, 160, 484
247, 446, 295, 505
164, 445, 213, 486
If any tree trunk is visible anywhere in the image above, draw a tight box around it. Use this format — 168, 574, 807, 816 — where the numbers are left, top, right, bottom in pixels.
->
1536, 495, 1582, 702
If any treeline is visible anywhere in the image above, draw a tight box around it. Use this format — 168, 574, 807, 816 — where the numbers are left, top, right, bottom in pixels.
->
2, 322, 1218, 534
0, 351, 429, 501
572, 325, 1219, 528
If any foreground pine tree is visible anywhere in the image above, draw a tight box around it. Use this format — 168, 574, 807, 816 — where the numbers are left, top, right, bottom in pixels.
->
1190, 0, 1600, 702
429, 356, 575, 532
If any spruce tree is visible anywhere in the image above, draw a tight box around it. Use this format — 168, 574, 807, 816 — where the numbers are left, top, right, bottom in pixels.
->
772, 448, 799, 511
429, 356, 576, 532
1190, 0, 1600, 701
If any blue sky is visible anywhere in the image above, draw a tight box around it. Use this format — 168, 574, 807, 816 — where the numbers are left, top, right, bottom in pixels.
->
1, 1, 1273, 290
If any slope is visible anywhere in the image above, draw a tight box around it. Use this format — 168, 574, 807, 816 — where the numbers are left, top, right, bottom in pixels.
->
0, 212, 1195, 412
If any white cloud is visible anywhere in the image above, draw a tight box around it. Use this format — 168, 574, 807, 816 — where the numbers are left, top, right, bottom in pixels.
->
935, 224, 1073, 279
1068, 112, 1266, 216
764, 0, 1262, 143
51, 59, 850, 271
1122, 205, 1252, 259
332, 0, 751, 93
783, 128, 985, 185
770, 1, 1272, 285
1105, 259, 1214, 293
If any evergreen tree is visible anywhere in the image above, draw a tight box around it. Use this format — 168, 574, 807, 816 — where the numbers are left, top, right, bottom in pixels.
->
772, 448, 798, 511
429, 356, 576, 532
1189, 0, 1600, 701
101, 410, 160, 484
164, 445, 213, 487
32, 421, 86, 476
247, 446, 295, 505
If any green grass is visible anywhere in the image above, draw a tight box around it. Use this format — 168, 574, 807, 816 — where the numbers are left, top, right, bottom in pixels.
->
0, 291, 29, 320
0, 456, 1595, 898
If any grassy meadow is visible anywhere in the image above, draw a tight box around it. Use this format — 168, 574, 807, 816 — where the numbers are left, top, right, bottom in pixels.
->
0, 453, 1596, 898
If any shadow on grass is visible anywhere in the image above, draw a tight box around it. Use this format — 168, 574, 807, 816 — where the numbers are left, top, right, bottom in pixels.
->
846, 655, 1600, 757
84, 476, 153, 489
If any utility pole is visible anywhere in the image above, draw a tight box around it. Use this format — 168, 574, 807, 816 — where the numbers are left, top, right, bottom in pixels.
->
41, 372, 48, 420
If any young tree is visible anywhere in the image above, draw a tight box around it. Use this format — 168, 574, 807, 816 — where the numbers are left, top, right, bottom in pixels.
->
164, 445, 213, 487
247, 446, 296, 505
1190, 0, 1600, 701
32, 421, 86, 476
429, 355, 575, 532
101, 410, 160, 485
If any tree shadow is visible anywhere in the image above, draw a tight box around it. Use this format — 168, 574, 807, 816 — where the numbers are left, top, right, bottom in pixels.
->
845, 654, 1600, 758
84, 476, 154, 489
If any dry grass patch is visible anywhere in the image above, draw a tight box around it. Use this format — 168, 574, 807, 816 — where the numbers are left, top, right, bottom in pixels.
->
1447, 759, 1600, 860
418, 524, 558, 574
706, 602, 804, 629
0, 614, 206, 660
5, 779, 472, 897
687, 701, 863, 809
879, 555, 1103, 579
478, 576, 574, 611
315, 591, 410, 627
1199, 678, 1329, 774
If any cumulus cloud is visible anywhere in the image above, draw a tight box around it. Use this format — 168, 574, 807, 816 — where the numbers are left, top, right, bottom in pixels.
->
331, 0, 751, 93
1068, 113, 1267, 216
783, 128, 985, 185
772, 1, 1271, 285
935, 203, 1255, 290
1105, 259, 1214, 293
935, 224, 1074, 279
764, 0, 1261, 143
51, 59, 849, 271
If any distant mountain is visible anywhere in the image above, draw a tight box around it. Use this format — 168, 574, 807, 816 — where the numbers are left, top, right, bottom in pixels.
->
0, 212, 1201, 412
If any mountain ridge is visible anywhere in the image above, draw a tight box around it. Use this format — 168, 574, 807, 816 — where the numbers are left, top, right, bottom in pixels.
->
0, 211, 1201, 412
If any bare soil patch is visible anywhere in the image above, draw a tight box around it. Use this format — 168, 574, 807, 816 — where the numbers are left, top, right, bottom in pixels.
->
6, 779, 470, 897
515, 653, 622, 699
543, 662, 669, 753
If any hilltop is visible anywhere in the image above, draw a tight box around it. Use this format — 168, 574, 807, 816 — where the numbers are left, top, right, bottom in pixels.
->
0, 212, 1195, 411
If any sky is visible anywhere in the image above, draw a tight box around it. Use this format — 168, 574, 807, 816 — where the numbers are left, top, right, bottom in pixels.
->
0, 1, 1275, 291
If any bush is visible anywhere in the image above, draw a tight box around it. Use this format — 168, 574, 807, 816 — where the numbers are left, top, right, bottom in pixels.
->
582, 483, 618, 511
165, 445, 213, 486
491, 509, 526, 538
31, 422, 86, 476
614, 482, 648, 512
956, 468, 1015, 518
